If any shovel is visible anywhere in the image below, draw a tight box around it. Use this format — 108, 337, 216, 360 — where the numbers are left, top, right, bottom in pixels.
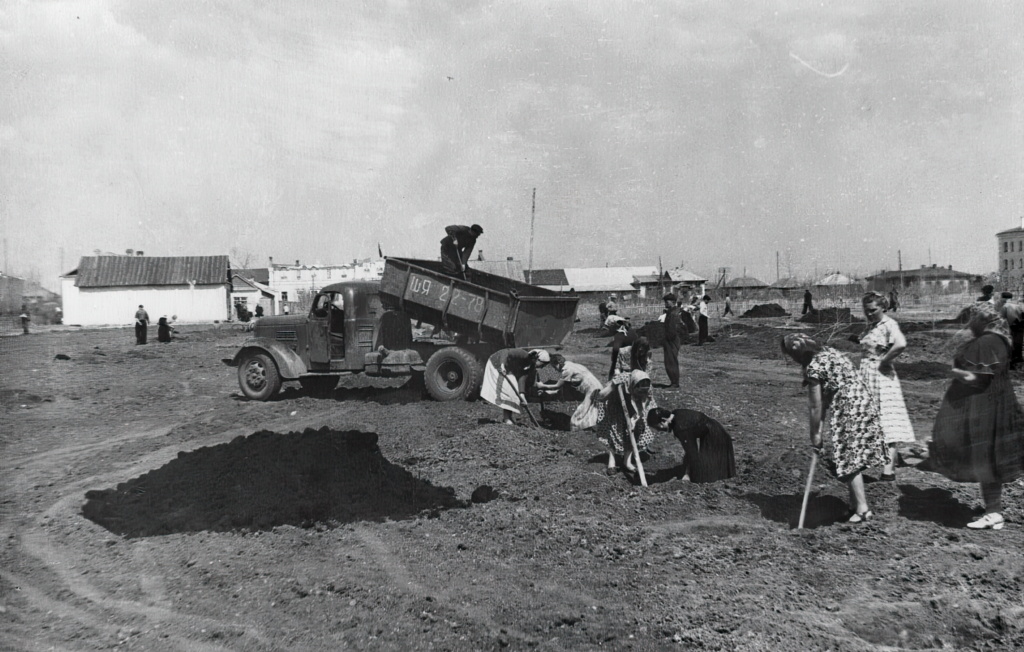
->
617, 385, 648, 487
798, 449, 819, 529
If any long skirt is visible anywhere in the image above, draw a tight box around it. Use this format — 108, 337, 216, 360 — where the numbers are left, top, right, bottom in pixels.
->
480, 360, 524, 414
859, 359, 916, 445
570, 382, 603, 431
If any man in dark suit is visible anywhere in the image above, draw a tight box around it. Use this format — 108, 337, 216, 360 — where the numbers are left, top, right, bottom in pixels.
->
662, 293, 684, 387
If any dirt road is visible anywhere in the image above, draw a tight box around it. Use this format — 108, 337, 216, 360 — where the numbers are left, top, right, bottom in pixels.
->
2, 320, 1023, 650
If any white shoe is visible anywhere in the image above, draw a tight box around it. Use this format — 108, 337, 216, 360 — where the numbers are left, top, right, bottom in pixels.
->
967, 513, 1004, 530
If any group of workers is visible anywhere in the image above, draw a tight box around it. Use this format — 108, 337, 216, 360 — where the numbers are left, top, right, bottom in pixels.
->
478, 318, 737, 485
477, 281, 1022, 530
781, 291, 1023, 529
440, 223, 1021, 528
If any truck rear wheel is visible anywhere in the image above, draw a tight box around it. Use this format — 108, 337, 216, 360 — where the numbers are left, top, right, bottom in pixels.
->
238, 352, 282, 401
424, 347, 482, 401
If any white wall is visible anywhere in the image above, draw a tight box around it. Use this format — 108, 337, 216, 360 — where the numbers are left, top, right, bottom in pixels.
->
62, 280, 229, 325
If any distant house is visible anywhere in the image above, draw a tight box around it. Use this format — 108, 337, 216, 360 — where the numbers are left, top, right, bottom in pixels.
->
230, 274, 281, 317
771, 277, 804, 290
525, 266, 657, 296
564, 266, 658, 297
667, 268, 708, 297
997, 220, 1024, 282
631, 272, 672, 298
865, 265, 979, 292
524, 269, 570, 289
0, 273, 25, 315
814, 272, 863, 287
726, 276, 769, 289
268, 257, 385, 312
61, 255, 230, 325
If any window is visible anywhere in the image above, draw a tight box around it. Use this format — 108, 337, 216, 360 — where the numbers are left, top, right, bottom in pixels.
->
281, 291, 289, 302
1005, 242, 1010, 253
1006, 260, 1010, 270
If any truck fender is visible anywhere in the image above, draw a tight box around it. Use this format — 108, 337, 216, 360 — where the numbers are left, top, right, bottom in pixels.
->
232, 338, 308, 380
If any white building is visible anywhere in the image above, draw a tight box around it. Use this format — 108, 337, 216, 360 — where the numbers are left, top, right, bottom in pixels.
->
61, 255, 230, 325
268, 257, 385, 312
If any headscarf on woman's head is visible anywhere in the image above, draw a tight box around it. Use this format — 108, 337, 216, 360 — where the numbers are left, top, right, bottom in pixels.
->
967, 302, 1012, 348
529, 349, 551, 364
780, 332, 822, 366
628, 369, 651, 393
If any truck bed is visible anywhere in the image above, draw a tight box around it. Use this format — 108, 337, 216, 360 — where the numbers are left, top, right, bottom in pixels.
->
378, 258, 578, 348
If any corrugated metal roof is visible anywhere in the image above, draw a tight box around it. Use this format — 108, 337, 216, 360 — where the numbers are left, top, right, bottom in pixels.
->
865, 268, 976, 280
75, 255, 230, 288
563, 267, 658, 292
235, 268, 270, 284
667, 268, 708, 283
231, 274, 280, 296
472, 260, 525, 281
632, 274, 665, 285
525, 269, 570, 286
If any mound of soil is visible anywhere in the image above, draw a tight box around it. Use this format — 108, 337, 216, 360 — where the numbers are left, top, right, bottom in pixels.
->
82, 427, 466, 537
797, 307, 861, 324
741, 303, 790, 318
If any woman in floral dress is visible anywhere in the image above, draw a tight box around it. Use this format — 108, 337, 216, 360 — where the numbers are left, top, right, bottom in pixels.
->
930, 303, 1024, 530
857, 292, 915, 481
782, 333, 887, 522
594, 370, 658, 476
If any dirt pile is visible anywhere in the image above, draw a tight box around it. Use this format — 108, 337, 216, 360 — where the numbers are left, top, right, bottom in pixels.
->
797, 307, 861, 323
741, 303, 790, 318
82, 427, 466, 537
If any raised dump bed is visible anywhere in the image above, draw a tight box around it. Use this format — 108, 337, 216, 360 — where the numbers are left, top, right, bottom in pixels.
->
378, 257, 579, 348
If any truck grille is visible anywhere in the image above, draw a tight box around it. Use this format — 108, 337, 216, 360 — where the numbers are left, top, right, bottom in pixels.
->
275, 330, 297, 341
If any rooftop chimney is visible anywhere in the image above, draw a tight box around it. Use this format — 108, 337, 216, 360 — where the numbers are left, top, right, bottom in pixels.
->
295, 259, 300, 266
269, 256, 274, 265
932, 264, 937, 268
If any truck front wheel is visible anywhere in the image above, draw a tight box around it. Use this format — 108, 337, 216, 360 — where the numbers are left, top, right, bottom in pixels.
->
238, 352, 282, 401
424, 348, 482, 401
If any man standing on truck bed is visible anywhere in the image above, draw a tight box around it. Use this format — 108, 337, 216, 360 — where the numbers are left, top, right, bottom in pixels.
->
440, 224, 483, 278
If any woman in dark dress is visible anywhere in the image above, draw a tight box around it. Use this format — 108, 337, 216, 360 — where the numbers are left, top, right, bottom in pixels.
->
157, 316, 173, 343
930, 303, 1024, 530
647, 407, 736, 482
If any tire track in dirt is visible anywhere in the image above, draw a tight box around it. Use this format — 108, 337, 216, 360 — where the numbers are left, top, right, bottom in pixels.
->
352, 524, 541, 646
2, 418, 338, 652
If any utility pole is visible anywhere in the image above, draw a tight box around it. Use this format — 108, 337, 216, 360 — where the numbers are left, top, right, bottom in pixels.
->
898, 249, 903, 290
776, 251, 780, 282
528, 188, 536, 279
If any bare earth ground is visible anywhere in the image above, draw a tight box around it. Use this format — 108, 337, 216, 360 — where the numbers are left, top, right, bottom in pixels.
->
2, 316, 1024, 651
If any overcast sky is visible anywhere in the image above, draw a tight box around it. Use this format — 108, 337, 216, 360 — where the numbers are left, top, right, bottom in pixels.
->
2, 0, 1022, 289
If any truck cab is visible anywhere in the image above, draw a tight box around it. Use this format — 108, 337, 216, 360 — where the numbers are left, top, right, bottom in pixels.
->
234, 281, 390, 399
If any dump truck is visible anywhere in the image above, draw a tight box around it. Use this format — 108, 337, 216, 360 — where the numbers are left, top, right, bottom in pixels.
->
229, 257, 579, 401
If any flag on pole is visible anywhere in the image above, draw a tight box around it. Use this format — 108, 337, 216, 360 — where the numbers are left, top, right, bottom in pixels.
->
377, 242, 383, 258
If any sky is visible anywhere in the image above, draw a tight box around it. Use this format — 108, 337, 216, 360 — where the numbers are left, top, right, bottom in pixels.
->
2, 0, 1022, 290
